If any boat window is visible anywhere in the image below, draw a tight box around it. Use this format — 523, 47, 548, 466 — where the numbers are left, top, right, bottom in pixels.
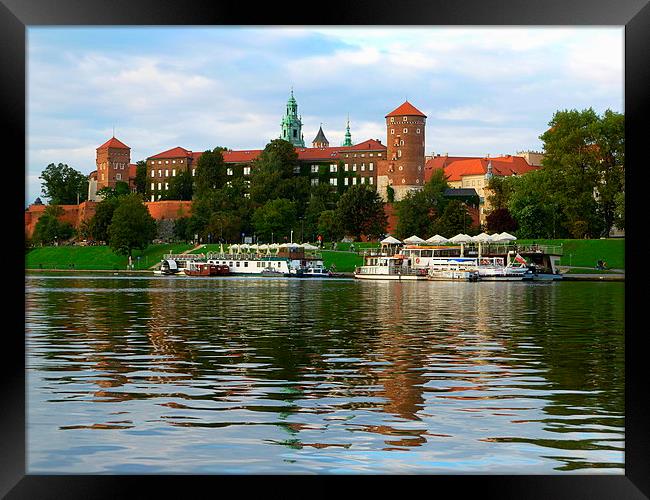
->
244, 262, 248, 267
421, 250, 432, 257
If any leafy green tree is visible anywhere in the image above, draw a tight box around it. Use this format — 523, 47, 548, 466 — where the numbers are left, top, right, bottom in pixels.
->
173, 217, 192, 242
32, 205, 75, 245
107, 194, 157, 257
96, 181, 130, 200
252, 198, 297, 242
486, 176, 514, 211
431, 200, 473, 237
249, 139, 301, 205
316, 210, 344, 242
39, 163, 89, 205
539, 108, 623, 237
165, 169, 194, 201
135, 160, 148, 195
395, 169, 448, 238
336, 185, 387, 241
194, 147, 228, 197
87, 195, 120, 242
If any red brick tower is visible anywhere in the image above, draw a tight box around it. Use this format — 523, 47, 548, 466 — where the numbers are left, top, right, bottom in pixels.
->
96, 136, 131, 191
377, 101, 426, 201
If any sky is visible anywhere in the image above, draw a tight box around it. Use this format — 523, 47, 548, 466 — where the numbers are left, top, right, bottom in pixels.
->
26, 26, 624, 204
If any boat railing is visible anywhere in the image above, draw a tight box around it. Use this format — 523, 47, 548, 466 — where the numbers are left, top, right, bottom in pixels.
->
164, 253, 206, 261
468, 243, 563, 256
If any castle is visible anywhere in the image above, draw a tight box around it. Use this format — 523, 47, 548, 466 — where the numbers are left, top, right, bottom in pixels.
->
27, 91, 541, 238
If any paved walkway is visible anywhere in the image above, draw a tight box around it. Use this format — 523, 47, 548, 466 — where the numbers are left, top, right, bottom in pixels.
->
148, 244, 204, 270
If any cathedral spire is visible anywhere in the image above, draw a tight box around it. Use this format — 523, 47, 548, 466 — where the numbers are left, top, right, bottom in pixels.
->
281, 89, 304, 147
342, 115, 353, 146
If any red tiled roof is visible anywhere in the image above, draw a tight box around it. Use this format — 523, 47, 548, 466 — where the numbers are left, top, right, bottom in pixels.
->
442, 155, 539, 182
148, 146, 193, 160
97, 137, 130, 150
386, 101, 426, 118
184, 139, 386, 164
350, 139, 386, 151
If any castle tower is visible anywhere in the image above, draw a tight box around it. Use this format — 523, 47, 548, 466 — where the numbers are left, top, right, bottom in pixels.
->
280, 89, 305, 147
95, 136, 131, 192
377, 101, 426, 201
342, 116, 353, 146
312, 124, 329, 148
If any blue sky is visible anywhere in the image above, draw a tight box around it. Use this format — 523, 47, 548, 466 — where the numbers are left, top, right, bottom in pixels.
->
26, 26, 624, 204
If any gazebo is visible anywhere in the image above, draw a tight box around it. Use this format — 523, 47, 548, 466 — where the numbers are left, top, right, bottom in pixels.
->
380, 236, 402, 255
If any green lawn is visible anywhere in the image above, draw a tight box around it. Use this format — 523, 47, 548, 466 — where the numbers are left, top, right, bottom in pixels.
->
517, 239, 624, 269
26, 243, 194, 270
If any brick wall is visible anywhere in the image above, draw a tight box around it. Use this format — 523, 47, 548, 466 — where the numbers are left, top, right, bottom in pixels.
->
25, 200, 192, 238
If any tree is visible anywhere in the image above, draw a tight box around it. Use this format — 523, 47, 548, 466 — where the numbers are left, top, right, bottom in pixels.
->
249, 139, 301, 205
539, 108, 623, 237
165, 169, 194, 201
107, 194, 157, 257
336, 185, 387, 241
486, 176, 514, 211
395, 170, 448, 239
39, 163, 89, 205
317, 210, 344, 242
252, 198, 297, 242
135, 160, 148, 195
486, 207, 518, 234
87, 195, 120, 242
194, 147, 228, 197
431, 200, 473, 237
96, 181, 130, 200
32, 205, 75, 245
173, 217, 192, 242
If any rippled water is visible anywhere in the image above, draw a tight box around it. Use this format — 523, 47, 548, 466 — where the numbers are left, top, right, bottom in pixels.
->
25, 273, 625, 474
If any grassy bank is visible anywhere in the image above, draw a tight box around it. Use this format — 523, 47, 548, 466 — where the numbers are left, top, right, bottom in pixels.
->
516, 239, 624, 269
25, 243, 193, 270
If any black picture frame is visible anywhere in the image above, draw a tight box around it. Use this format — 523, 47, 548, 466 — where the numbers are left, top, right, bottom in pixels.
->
5, 0, 647, 497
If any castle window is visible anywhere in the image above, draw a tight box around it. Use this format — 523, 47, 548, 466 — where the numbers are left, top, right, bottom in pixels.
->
390, 129, 394, 135
158, 194, 161, 200
244, 167, 251, 175
353, 164, 357, 171
158, 183, 162, 190
369, 153, 373, 157
399, 166, 403, 171
416, 128, 421, 134
311, 165, 318, 173
352, 177, 357, 185
165, 183, 169, 190
192, 169, 196, 176
403, 128, 408, 133
151, 195, 155, 202
165, 170, 169, 177
330, 178, 337, 186
377, 153, 382, 157
165, 160, 169, 164
172, 169, 176, 176
398, 150, 402, 158
361, 154, 365, 157
158, 161, 162, 164
361, 164, 365, 171
151, 170, 155, 177
311, 178, 319, 186
151, 183, 155, 190
120, 163, 124, 169
293, 166, 300, 174
116, 173, 121, 180
330, 164, 337, 173
369, 177, 374, 185
344, 164, 349, 171
227, 168, 233, 176
390, 117, 394, 123
403, 117, 407, 122
344, 177, 349, 186
360, 177, 365, 184
369, 163, 374, 170
172, 160, 176, 164
158, 170, 162, 177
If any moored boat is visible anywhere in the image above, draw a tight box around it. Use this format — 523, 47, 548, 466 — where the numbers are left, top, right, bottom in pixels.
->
183, 262, 230, 276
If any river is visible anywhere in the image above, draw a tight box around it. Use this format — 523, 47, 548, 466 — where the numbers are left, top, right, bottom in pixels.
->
25, 273, 625, 474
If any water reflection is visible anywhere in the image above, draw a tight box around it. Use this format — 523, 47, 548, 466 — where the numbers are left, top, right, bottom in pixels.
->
26, 274, 624, 473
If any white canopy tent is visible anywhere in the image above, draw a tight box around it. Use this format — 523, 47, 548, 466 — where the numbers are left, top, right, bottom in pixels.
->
403, 235, 426, 244
472, 232, 492, 242
493, 232, 517, 242
426, 234, 448, 244
302, 243, 319, 251
380, 236, 402, 245
448, 233, 473, 244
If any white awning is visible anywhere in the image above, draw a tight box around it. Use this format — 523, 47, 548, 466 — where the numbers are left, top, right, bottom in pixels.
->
403, 235, 425, 244
448, 233, 473, 243
426, 234, 448, 243
380, 236, 402, 244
